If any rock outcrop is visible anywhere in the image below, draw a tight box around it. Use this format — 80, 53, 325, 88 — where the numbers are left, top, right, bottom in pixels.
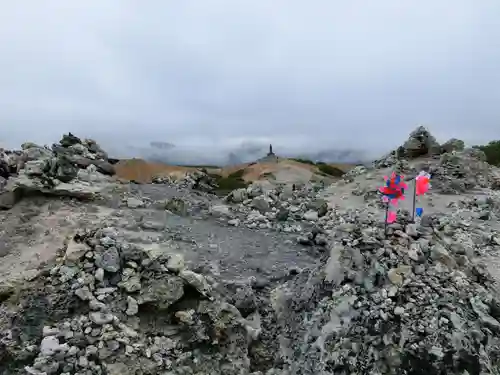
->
0, 133, 115, 210
152, 169, 218, 193
374, 125, 469, 169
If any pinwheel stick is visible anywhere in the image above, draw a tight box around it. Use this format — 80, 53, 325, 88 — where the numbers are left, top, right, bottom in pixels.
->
384, 201, 389, 237
411, 178, 417, 222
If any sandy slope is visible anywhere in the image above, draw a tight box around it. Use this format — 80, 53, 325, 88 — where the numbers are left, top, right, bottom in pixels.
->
115, 157, 354, 184
114, 159, 199, 183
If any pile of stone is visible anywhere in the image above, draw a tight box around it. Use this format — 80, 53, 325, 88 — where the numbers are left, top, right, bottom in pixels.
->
151, 175, 174, 185
0, 226, 258, 375
372, 126, 500, 194
262, 192, 500, 374
374, 126, 464, 169
0, 149, 22, 179
213, 182, 328, 236
427, 148, 500, 194
152, 170, 218, 193
0, 133, 116, 210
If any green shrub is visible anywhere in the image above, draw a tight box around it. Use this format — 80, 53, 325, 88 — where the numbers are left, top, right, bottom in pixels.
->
291, 158, 316, 165
181, 164, 220, 168
216, 178, 248, 191
316, 162, 345, 177
208, 171, 249, 195
474, 140, 500, 166
261, 172, 276, 180
228, 168, 245, 178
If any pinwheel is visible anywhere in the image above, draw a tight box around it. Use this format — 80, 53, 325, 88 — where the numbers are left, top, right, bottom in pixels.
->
379, 172, 407, 235
411, 171, 431, 221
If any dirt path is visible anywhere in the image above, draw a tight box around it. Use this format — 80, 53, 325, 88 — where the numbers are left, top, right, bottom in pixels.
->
0, 183, 320, 287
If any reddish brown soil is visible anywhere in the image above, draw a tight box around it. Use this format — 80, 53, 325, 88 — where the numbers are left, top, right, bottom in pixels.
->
114, 158, 355, 184
114, 159, 198, 183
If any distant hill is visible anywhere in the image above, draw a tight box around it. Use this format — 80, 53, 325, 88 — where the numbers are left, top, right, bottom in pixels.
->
120, 142, 368, 167
114, 156, 355, 186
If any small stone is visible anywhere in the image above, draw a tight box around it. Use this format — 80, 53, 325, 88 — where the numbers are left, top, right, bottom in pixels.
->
68, 346, 79, 356
431, 243, 456, 268
86, 345, 98, 356
42, 326, 60, 337
179, 270, 211, 296
175, 309, 195, 325
106, 340, 120, 352
394, 306, 405, 315
89, 299, 107, 311
89, 312, 114, 325
40, 336, 61, 356
387, 268, 404, 286
126, 197, 144, 208
75, 287, 93, 301
210, 204, 232, 218
118, 275, 141, 293
303, 210, 319, 221
65, 240, 89, 263
95, 247, 121, 273
78, 356, 89, 368
95, 268, 105, 282
126, 296, 139, 316
166, 254, 185, 273
228, 218, 240, 226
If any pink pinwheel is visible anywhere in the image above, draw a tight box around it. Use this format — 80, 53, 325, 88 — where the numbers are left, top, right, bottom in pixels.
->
379, 172, 407, 229
412, 171, 431, 220
415, 171, 430, 196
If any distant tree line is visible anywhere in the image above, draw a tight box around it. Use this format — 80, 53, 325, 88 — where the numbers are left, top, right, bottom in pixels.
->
473, 140, 500, 166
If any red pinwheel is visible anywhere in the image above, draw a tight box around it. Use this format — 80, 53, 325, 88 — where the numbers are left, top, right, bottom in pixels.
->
379, 172, 407, 225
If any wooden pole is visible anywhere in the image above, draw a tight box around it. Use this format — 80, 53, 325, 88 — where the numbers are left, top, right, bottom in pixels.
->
411, 178, 417, 223
384, 201, 389, 237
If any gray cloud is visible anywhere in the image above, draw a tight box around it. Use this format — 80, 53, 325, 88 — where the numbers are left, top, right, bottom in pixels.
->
1, 1, 499, 162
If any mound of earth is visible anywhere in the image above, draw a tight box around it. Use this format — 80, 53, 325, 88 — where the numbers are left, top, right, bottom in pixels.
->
114, 159, 199, 184
220, 159, 350, 183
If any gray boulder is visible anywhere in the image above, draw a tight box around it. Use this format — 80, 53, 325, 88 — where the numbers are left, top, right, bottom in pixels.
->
401, 125, 442, 158
441, 138, 465, 153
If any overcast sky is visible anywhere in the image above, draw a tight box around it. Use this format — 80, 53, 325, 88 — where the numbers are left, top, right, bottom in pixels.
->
1, 1, 499, 157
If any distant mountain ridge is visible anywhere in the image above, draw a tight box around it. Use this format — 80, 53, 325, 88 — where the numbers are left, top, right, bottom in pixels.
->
132, 142, 368, 166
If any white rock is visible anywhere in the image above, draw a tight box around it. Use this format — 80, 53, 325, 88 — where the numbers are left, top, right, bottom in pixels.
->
40, 336, 61, 356
126, 197, 144, 208
95, 268, 105, 282
228, 218, 240, 226
166, 253, 185, 272
210, 204, 232, 218
303, 210, 319, 221
126, 296, 139, 316
42, 326, 60, 337
89, 311, 114, 325
394, 306, 405, 315
65, 240, 88, 263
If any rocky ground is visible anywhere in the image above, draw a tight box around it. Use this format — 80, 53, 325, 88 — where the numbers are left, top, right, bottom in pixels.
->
0, 126, 500, 374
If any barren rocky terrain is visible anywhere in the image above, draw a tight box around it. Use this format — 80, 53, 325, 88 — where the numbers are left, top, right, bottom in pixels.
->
1, 127, 500, 375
